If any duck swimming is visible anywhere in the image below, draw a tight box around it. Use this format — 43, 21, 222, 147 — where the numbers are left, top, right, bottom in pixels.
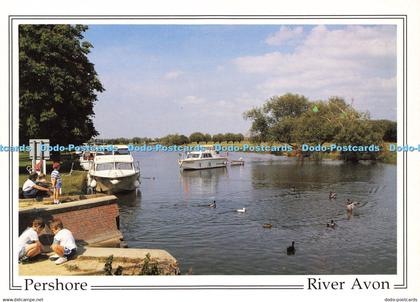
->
327, 220, 336, 228
329, 191, 337, 199
262, 223, 272, 228
236, 208, 246, 213
346, 200, 360, 212
287, 241, 295, 255
208, 200, 216, 208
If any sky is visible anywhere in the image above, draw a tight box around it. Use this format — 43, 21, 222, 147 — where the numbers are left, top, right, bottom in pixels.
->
84, 24, 397, 138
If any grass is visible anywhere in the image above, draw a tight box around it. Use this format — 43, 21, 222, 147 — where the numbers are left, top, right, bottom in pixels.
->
19, 170, 87, 195
19, 152, 87, 195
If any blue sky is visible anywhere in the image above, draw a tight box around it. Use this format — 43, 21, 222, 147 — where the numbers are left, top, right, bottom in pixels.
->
84, 24, 396, 138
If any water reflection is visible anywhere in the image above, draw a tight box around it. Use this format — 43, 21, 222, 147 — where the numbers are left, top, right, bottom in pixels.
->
179, 168, 228, 197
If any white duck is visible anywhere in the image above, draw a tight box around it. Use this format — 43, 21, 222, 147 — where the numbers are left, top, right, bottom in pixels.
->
236, 208, 246, 213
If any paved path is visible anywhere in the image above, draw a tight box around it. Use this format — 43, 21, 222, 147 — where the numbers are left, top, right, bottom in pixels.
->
19, 247, 179, 275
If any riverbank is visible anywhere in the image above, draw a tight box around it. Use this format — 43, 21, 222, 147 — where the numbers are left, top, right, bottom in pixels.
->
19, 247, 179, 276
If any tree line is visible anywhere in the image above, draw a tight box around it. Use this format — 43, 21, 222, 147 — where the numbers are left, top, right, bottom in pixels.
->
94, 132, 245, 146
243, 93, 396, 160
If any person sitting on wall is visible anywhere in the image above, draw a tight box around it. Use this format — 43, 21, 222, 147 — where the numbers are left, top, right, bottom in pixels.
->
22, 173, 52, 199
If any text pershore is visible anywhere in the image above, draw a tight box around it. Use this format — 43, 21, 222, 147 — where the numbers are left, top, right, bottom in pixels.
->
24, 278, 88, 291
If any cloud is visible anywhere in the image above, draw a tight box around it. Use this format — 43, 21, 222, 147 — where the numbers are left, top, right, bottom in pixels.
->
234, 25, 396, 119
178, 95, 205, 105
265, 26, 304, 46
163, 70, 184, 80
91, 25, 397, 138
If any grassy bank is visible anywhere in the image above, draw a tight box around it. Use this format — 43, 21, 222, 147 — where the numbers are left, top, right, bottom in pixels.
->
19, 152, 87, 195
19, 170, 87, 195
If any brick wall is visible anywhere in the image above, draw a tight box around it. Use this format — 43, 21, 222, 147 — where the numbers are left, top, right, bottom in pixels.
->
19, 196, 124, 247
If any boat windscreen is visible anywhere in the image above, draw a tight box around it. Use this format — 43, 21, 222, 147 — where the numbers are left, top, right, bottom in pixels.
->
187, 153, 200, 159
96, 163, 114, 171
115, 148, 130, 155
116, 162, 133, 170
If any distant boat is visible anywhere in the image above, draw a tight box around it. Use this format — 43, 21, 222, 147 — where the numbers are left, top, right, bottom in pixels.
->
88, 145, 140, 193
178, 145, 227, 170
230, 157, 245, 166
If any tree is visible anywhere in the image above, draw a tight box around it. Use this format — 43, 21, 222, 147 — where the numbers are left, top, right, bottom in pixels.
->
292, 98, 352, 145
234, 133, 244, 142
19, 25, 104, 145
243, 108, 269, 142
335, 117, 383, 161
263, 93, 309, 122
224, 133, 236, 143
203, 133, 212, 143
244, 94, 309, 143
370, 119, 397, 142
243, 93, 385, 161
212, 133, 224, 143
189, 132, 205, 144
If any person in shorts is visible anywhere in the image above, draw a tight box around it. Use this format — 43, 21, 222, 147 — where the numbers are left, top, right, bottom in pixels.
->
18, 218, 45, 263
51, 162, 62, 204
49, 218, 77, 265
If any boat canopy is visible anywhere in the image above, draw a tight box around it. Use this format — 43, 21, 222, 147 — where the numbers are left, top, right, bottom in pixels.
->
94, 154, 134, 163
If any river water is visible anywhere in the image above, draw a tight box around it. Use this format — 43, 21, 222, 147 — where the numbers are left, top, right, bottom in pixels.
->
116, 152, 396, 275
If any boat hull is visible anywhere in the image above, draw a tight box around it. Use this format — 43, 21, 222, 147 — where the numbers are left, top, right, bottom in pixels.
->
179, 158, 228, 170
90, 172, 140, 193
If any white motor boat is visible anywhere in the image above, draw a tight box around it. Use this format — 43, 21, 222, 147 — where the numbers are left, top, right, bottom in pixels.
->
79, 150, 104, 171
87, 145, 140, 193
178, 145, 228, 170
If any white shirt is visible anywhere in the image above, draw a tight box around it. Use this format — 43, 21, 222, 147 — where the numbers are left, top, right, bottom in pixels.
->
22, 179, 36, 192
18, 227, 39, 250
53, 229, 77, 250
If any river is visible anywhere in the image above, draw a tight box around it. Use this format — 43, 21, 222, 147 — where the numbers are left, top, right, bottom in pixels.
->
116, 151, 396, 275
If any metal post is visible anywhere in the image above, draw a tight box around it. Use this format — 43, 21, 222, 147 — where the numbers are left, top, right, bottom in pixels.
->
32, 141, 37, 174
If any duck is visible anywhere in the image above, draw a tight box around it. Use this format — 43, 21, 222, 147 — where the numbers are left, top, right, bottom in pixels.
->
236, 208, 246, 213
262, 223, 272, 228
346, 200, 360, 212
287, 241, 295, 255
326, 220, 336, 228
329, 191, 337, 199
208, 200, 216, 208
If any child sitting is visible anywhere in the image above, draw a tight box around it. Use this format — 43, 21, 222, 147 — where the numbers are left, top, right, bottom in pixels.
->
18, 218, 45, 263
49, 218, 77, 265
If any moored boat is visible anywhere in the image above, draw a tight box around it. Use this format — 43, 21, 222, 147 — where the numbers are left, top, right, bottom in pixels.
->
87, 145, 140, 193
178, 145, 228, 170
